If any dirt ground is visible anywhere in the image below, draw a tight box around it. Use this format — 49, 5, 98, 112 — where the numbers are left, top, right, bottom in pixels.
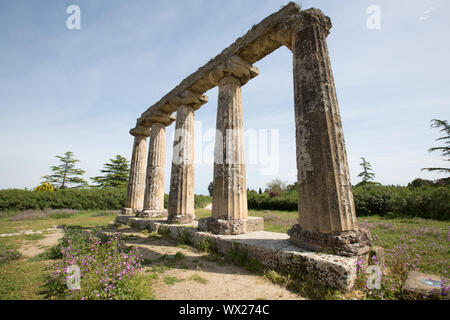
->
13, 226, 303, 300
18, 230, 63, 258
117, 227, 304, 300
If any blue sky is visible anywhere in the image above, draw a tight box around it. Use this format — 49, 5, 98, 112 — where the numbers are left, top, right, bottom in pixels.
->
0, 0, 449, 194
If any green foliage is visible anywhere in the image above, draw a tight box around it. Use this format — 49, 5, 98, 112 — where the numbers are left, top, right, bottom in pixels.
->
194, 195, 212, 209
90, 155, 130, 188
208, 182, 213, 196
0, 188, 126, 211
247, 189, 298, 211
164, 276, 182, 286
266, 178, 287, 194
189, 274, 208, 284
42, 151, 88, 189
177, 230, 193, 246
44, 229, 146, 300
422, 119, 450, 174
34, 182, 54, 192
197, 238, 216, 253
353, 184, 450, 220
0, 249, 22, 265
248, 184, 450, 221
407, 178, 434, 188
357, 157, 376, 184
228, 243, 261, 273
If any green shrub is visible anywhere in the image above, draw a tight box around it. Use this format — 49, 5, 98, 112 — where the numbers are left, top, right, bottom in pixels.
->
247, 185, 450, 221
194, 195, 212, 209
0, 188, 211, 212
0, 249, 22, 265
44, 229, 145, 300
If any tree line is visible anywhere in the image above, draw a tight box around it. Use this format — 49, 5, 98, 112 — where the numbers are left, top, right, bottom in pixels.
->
42, 152, 129, 189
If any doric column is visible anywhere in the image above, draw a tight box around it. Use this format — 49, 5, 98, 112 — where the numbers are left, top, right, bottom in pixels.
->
198, 56, 263, 235
287, 9, 371, 256
167, 92, 208, 224
122, 126, 150, 215
139, 122, 168, 217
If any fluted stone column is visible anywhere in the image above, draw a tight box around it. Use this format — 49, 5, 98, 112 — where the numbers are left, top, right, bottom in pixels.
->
139, 122, 167, 217
287, 10, 371, 256
122, 127, 150, 215
198, 56, 263, 235
167, 92, 208, 224
167, 105, 196, 224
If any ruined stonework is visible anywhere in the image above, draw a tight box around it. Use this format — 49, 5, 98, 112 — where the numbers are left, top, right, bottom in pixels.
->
139, 122, 169, 218
123, 2, 372, 268
122, 126, 150, 215
167, 95, 206, 224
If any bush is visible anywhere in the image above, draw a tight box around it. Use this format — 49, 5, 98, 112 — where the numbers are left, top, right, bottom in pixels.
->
0, 188, 127, 211
247, 185, 450, 221
34, 182, 55, 192
194, 195, 212, 209
0, 188, 212, 212
247, 190, 297, 211
44, 229, 145, 300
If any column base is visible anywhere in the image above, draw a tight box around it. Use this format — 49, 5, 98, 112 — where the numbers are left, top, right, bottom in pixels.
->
168, 214, 195, 224
136, 209, 168, 218
287, 224, 372, 257
121, 208, 133, 215
198, 217, 264, 235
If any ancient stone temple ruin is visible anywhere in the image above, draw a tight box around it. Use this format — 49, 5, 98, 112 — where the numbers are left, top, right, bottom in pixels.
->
117, 3, 374, 290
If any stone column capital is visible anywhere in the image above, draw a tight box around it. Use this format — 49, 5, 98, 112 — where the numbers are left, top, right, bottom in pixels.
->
129, 126, 151, 137
298, 8, 332, 36
141, 110, 176, 127
209, 55, 259, 86
168, 90, 208, 111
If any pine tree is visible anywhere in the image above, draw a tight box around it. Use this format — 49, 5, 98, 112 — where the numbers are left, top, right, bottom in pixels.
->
357, 157, 375, 184
422, 119, 450, 174
208, 182, 214, 196
42, 151, 88, 189
91, 155, 130, 188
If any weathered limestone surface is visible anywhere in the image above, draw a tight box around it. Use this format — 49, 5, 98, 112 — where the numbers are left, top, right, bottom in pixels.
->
167, 105, 196, 224
198, 56, 262, 235
122, 126, 150, 215
198, 216, 264, 235
134, 3, 314, 128
123, 3, 373, 263
140, 122, 169, 218
288, 10, 371, 254
212, 75, 248, 221
115, 215, 357, 291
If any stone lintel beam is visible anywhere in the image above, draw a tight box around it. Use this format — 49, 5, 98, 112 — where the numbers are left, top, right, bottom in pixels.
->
136, 3, 332, 127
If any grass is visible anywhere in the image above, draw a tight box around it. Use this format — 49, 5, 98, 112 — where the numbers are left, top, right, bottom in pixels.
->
164, 276, 182, 286
0, 210, 117, 234
0, 208, 448, 300
359, 215, 449, 276
189, 273, 208, 284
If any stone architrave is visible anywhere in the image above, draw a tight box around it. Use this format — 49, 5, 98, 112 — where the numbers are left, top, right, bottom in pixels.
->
122, 126, 150, 215
167, 92, 208, 224
198, 56, 264, 235
139, 122, 168, 218
287, 10, 371, 256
